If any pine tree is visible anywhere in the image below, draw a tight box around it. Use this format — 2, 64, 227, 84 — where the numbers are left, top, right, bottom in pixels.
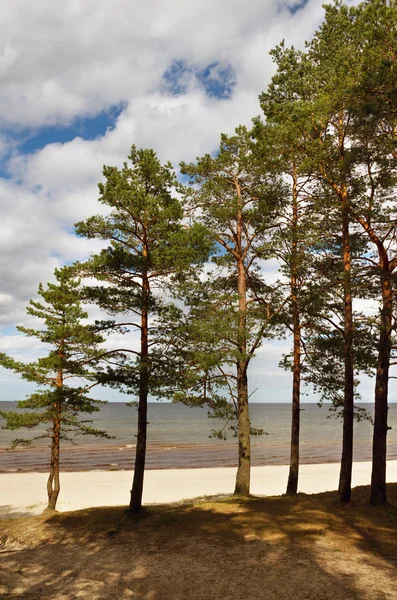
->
256, 88, 318, 495
297, 0, 397, 505
75, 146, 209, 512
345, 0, 397, 505
180, 126, 284, 496
267, 0, 397, 504
261, 6, 367, 501
171, 266, 268, 443
296, 226, 376, 424
0, 267, 109, 511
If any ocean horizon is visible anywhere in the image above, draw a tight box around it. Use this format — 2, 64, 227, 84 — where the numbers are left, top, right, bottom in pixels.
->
0, 402, 396, 473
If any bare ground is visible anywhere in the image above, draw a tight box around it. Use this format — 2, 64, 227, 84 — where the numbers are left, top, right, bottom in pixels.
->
1, 484, 397, 600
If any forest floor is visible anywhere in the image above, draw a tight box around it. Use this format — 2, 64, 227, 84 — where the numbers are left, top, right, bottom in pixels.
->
0, 484, 396, 600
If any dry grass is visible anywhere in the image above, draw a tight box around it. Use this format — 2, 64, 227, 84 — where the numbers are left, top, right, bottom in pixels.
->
1, 484, 397, 600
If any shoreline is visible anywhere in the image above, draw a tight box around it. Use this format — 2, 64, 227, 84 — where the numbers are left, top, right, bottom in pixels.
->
0, 455, 380, 475
1, 460, 397, 519
2, 403, 396, 474
1, 440, 392, 473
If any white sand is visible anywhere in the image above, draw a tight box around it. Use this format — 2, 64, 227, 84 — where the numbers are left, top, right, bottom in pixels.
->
1, 460, 397, 518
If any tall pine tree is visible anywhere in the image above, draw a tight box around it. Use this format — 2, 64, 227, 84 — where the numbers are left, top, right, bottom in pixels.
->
0, 267, 109, 511
181, 126, 283, 495
75, 146, 209, 512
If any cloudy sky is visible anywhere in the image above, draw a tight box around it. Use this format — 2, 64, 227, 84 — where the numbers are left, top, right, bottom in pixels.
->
0, 0, 376, 405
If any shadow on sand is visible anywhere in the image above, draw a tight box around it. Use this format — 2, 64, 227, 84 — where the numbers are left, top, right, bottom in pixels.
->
0, 505, 39, 521
0, 483, 396, 599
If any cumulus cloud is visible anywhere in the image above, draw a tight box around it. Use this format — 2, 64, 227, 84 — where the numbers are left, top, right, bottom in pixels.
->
0, 0, 346, 401
0, 0, 327, 130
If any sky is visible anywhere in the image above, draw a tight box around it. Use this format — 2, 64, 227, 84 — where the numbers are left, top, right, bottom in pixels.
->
0, 0, 379, 405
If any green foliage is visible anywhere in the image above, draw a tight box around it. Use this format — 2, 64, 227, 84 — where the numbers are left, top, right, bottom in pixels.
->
0, 267, 111, 446
181, 126, 284, 254
257, 0, 397, 426
175, 128, 285, 437
76, 145, 211, 284
4, 0, 397, 480
75, 146, 212, 399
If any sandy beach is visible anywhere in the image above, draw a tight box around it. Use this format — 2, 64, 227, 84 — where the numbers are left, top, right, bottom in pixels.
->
2, 460, 397, 518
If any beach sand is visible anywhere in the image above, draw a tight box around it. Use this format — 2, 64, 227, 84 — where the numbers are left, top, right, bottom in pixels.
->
1, 460, 397, 518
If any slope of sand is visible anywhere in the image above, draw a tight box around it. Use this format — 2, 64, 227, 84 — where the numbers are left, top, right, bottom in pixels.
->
2, 460, 397, 518
1, 486, 397, 600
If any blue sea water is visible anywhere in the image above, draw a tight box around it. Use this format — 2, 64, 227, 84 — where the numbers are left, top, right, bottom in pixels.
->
0, 402, 396, 472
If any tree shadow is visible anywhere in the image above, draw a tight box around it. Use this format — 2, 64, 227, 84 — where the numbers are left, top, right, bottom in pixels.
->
0, 486, 396, 599
331, 483, 397, 569
0, 505, 38, 521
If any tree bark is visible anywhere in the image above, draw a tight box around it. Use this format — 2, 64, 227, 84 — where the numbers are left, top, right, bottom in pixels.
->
130, 270, 150, 513
348, 189, 395, 504
47, 401, 61, 511
348, 200, 394, 505
338, 194, 354, 502
370, 268, 392, 505
234, 360, 250, 496
287, 165, 301, 496
287, 307, 301, 494
233, 179, 251, 497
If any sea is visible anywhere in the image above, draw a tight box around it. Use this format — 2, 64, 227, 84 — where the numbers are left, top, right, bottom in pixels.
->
0, 402, 396, 473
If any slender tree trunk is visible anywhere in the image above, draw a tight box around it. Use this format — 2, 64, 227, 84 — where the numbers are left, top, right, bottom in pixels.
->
287, 165, 301, 496
234, 360, 250, 496
287, 305, 301, 495
338, 194, 354, 502
234, 179, 251, 497
370, 267, 392, 505
130, 270, 150, 513
47, 402, 61, 511
348, 201, 394, 504
320, 119, 355, 502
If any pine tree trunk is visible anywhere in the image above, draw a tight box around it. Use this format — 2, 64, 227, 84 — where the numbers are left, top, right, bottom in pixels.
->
338, 196, 354, 502
130, 271, 149, 513
47, 402, 61, 511
234, 362, 251, 496
287, 312, 301, 495
370, 269, 392, 506
233, 182, 251, 497
287, 165, 301, 496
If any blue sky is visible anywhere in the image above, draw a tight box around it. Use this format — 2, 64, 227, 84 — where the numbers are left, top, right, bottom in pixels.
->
163, 59, 236, 99
19, 105, 125, 155
0, 0, 363, 404
288, 0, 310, 14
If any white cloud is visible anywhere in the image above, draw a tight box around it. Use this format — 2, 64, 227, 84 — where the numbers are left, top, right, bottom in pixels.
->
0, 0, 340, 401
0, 0, 326, 127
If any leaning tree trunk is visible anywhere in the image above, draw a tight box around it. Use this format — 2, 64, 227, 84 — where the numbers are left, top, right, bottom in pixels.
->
47, 402, 61, 511
130, 271, 150, 513
370, 267, 392, 506
287, 164, 301, 496
338, 195, 354, 502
